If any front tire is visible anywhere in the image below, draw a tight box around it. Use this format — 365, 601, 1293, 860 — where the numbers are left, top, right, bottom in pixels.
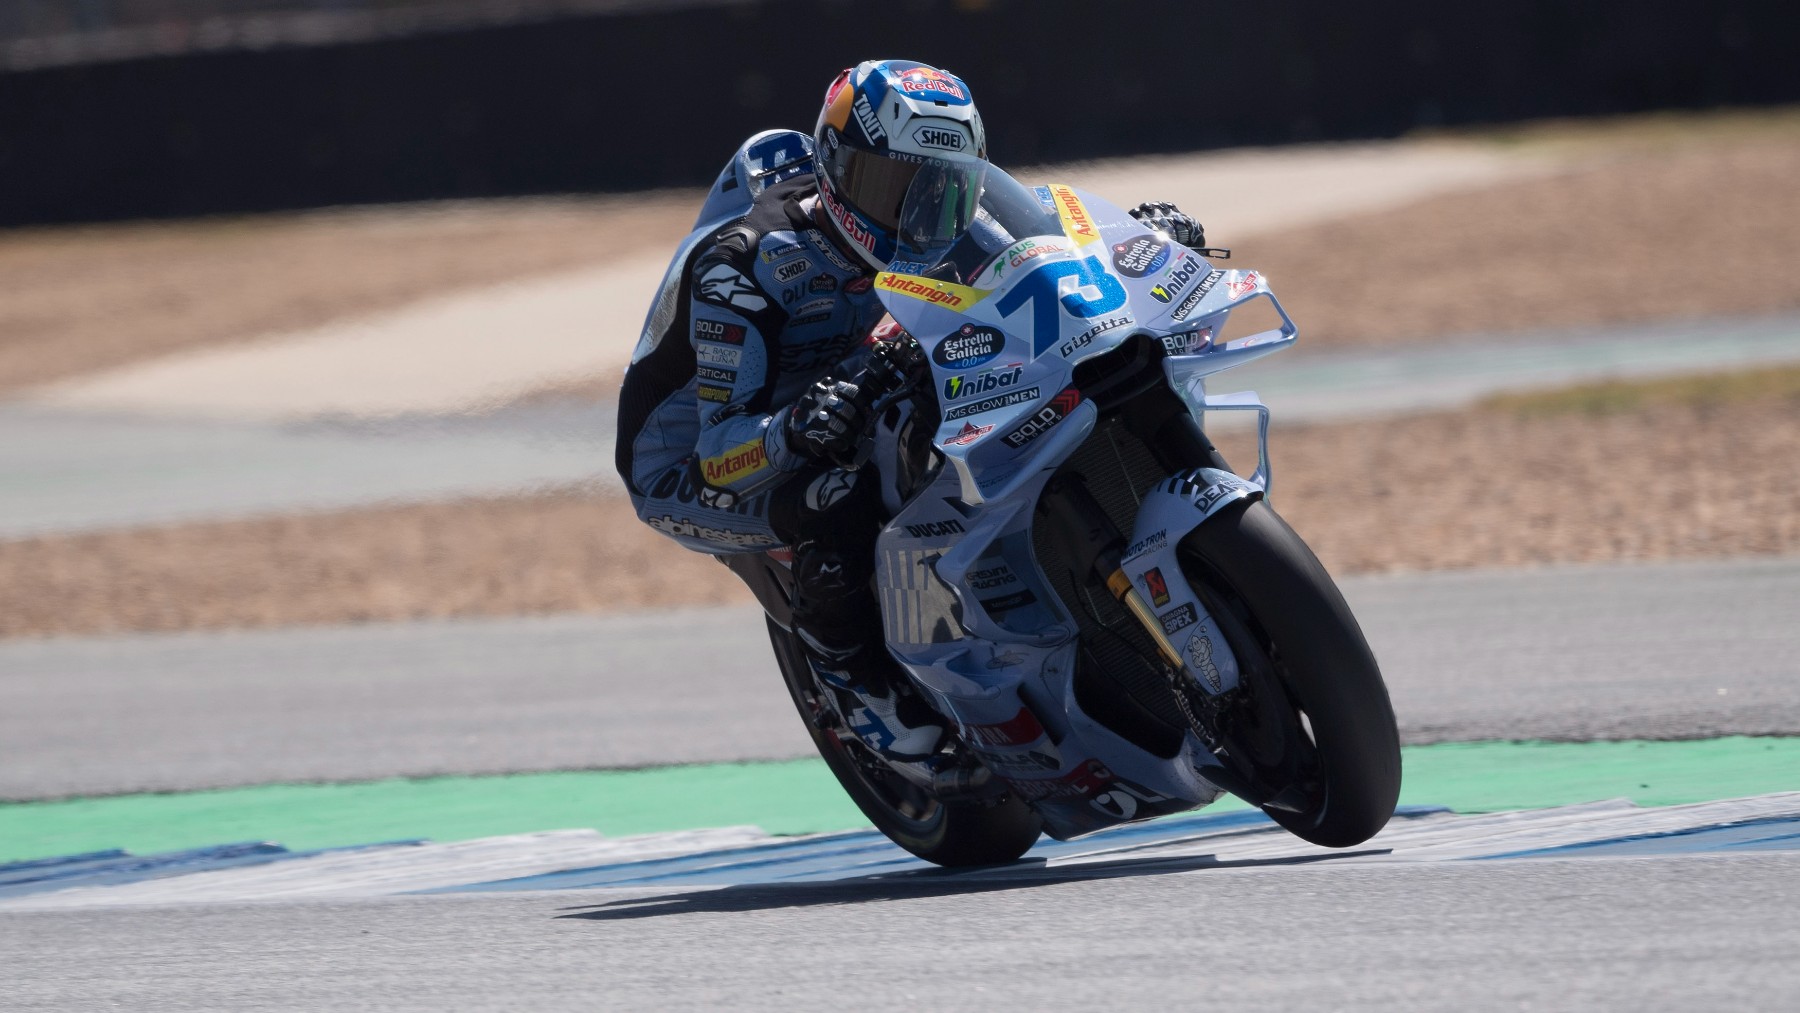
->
764, 619, 1042, 866
1178, 499, 1401, 847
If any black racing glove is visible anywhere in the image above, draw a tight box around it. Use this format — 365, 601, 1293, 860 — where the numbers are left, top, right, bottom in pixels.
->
860, 333, 929, 396
1129, 200, 1206, 250
785, 378, 868, 468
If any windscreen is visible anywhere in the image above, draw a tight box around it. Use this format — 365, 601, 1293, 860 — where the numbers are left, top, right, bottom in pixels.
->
893, 163, 1063, 271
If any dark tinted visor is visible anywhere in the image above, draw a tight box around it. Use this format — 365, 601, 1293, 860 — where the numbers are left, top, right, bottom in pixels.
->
824, 144, 923, 230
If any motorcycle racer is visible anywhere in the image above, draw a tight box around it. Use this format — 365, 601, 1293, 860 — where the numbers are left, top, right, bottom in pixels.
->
616, 59, 1210, 762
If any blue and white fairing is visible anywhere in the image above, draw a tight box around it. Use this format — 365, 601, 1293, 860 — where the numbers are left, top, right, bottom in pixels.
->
869, 167, 1299, 840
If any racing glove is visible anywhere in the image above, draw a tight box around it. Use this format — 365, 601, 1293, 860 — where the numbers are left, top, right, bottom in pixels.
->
1128, 200, 1206, 250
785, 378, 868, 468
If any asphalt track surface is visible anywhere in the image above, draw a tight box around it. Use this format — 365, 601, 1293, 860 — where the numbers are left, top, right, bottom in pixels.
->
6, 853, 1798, 1009
4, 312, 1798, 538
4, 556, 1797, 800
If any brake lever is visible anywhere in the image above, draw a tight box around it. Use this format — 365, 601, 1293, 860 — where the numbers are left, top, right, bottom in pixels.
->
841, 378, 921, 472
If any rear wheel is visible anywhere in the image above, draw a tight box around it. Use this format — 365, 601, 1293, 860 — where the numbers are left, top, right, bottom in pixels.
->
1176, 499, 1401, 847
764, 619, 1043, 866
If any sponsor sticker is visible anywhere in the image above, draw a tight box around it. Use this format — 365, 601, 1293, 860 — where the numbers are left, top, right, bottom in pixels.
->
1001, 386, 1080, 449
1172, 270, 1222, 320
1160, 327, 1213, 356
701, 439, 768, 486
698, 384, 732, 403
695, 365, 736, 384
943, 365, 1024, 401
774, 258, 811, 283
693, 318, 746, 345
647, 514, 772, 549
933, 323, 1005, 369
697, 264, 769, 313
807, 229, 861, 273
1031, 185, 1057, 211
903, 519, 965, 539
845, 275, 873, 294
1111, 235, 1171, 278
1226, 271, 1261, 299
820, 186, 879, 254
853, 93, 885, 141
1148, 256, 1207, 304
1186, 630, 1224, 692
760, 241, 806, 263
1124, 529, 1167, 559
808, 274, 838, 294
943, 386, 1040, 421
1048, 185, 1100, 245
1058, 314, 1130, 357
981, 590, 1038, 614
696, 344, 741, 367
992, 237, 1061, 279
912, 123, 966, 151
895, 66, 968, 102
942, 421, 993, 446
874, 272, 990, 310
1159, 602, 1198, 636
1144, 567, 1171, 608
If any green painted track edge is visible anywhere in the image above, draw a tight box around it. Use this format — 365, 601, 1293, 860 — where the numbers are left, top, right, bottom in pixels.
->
4, 737, 1798, 864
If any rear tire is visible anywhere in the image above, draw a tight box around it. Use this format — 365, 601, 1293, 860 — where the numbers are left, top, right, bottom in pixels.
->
1178, 499, 1401, 847
765, 619, 1043, 866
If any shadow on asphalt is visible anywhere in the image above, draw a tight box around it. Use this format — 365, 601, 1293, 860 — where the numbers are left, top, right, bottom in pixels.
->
553, 849, 1384, 922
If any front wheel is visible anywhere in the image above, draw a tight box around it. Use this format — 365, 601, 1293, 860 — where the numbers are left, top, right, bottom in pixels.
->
1177, 499, 1401, 847
764, 619, 1043, 866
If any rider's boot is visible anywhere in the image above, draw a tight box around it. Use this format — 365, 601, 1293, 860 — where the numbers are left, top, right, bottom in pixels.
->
792, 542, 949, 762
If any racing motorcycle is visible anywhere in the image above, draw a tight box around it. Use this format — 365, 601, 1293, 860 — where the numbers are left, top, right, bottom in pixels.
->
700, 133, 1400, 866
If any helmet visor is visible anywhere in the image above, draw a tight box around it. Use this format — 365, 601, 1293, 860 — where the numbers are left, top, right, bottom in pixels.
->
895, 160, 988, 259
823, 143, 924, 231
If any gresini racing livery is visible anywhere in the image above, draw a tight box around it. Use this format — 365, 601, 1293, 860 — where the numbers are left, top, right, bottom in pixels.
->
723, 163, 1401, 866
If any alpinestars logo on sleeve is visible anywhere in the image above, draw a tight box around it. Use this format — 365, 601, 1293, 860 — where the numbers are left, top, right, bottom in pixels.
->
698, 264, 770, 313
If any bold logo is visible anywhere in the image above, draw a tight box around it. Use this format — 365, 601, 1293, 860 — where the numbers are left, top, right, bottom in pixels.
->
1186, 630, 1224, 692
1160, 327, 1212, 356
1172, 270, 1223, 320
697, 384, 732, 403
943, 386, 1040, 420
1001, 386, 1080, 448
912, 125, 966, 151
808, 274, 838, 294
697, 264, 768, 313
1049, 185, 1099, 245
1111, 235, 1171, 278
943, 366, 1023, 401
853, 93, 885, 141
874, 272, 990, 310
1159, 603, 1198, 636
903, 519, 966, 539
693, 318, 746, 345
942, 421, 992, 446
701, 439, 768, 486
1058, 314, 1130, 358
774, 258, 811, 283
932, 323, 1005, 369
1148, 256, 1206, 304
1144, 567, 1171, 608
1226, 271, 1261, 299
695, 344, 741, 367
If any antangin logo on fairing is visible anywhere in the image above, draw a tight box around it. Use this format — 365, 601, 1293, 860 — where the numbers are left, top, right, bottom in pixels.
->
875, 273, 989, 310
943, 366, 1023, 401
1049, 185, 1099, 245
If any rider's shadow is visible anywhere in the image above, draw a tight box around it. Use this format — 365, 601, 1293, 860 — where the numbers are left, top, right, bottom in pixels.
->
552, 848, 1385, 922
